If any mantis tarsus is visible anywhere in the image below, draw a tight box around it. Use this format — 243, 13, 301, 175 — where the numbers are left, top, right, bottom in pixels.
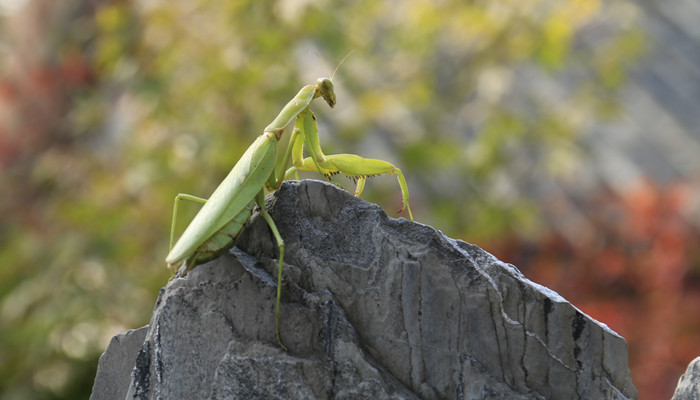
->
166, 62, 413, 350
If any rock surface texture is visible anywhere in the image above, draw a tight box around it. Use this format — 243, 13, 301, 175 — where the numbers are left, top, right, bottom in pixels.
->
672, 356, 700, 400
90, 179, 637, 399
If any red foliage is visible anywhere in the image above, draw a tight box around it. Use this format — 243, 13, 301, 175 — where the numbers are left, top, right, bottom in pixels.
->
485, 179, 700, 400
0, 53, 95, 168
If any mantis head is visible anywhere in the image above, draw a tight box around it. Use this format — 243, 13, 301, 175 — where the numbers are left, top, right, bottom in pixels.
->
316, 78, 336, 108
313, 50, 354, 109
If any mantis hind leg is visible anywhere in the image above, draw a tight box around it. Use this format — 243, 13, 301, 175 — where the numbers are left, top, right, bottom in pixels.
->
255, 190, 287, 351
170, 193, 208, 252
168, 193, 208, 278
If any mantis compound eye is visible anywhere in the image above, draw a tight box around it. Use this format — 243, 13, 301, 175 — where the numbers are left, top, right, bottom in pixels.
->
316, 78, 336, 108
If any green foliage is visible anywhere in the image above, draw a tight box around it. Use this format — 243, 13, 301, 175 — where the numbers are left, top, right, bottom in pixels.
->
0, 0, 643, 398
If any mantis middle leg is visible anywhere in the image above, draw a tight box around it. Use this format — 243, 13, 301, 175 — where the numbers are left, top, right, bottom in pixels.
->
253, 190, 287, 350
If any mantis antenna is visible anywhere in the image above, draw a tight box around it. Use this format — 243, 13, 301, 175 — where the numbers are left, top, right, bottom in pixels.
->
312, 49, 355, 81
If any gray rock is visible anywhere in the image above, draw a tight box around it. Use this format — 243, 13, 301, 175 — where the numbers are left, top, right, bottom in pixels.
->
90, 326, 148, 400
672, 356, 700, 400
91, 179, 637, 399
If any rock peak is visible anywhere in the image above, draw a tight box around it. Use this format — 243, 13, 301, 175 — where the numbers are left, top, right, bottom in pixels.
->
91, 179, 637, 399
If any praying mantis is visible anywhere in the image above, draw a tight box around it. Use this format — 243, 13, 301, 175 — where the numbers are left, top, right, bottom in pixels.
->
165, 59, 413, 350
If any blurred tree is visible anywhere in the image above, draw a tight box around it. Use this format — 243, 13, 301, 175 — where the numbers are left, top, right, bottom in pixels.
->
0, 0, 643, 398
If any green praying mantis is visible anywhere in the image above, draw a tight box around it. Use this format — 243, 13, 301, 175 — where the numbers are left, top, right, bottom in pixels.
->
165, 58, 413, 350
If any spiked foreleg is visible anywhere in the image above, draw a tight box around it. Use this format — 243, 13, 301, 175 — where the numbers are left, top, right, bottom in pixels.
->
290, 153, 413, 220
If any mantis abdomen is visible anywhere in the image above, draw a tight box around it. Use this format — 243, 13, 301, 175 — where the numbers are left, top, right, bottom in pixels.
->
185, 198, 256, 268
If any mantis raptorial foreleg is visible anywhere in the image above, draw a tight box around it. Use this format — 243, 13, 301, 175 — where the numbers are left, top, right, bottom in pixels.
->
287, 154, 413, 220
284, 109, 413, 219
354, 176, 366, 196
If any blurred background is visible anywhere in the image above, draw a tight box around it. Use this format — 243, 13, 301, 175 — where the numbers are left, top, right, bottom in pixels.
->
0, 0, 698, 398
